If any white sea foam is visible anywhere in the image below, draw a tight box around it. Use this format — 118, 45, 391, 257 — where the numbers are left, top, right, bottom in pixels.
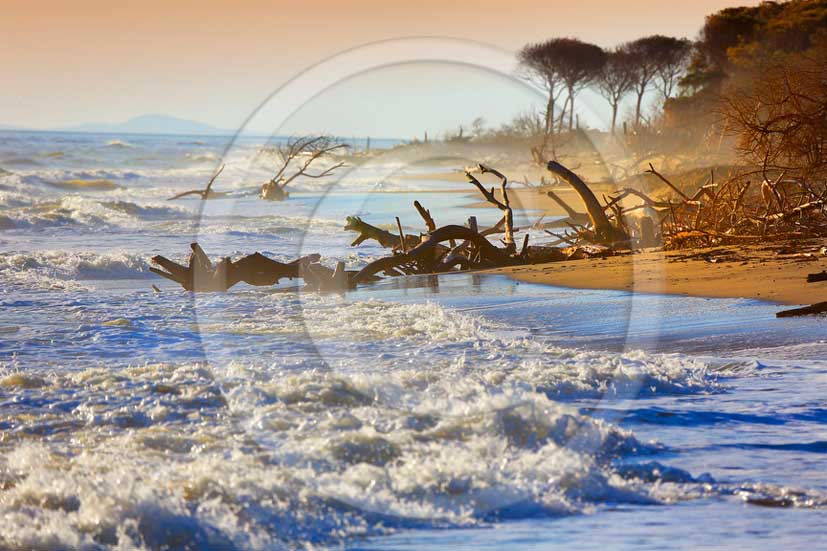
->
0, 354, 687, 550
0, 191, 196, 231
0, 250, 154, 291
0, 291, 739, 549
185, 151, 219, 163
227, 297, 722, 400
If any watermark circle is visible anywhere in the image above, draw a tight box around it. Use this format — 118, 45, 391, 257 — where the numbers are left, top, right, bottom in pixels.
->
183, 36, 664, 521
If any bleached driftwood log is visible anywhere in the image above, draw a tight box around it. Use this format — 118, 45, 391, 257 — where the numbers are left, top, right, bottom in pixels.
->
168, 165, 227, 201
151, 243, 322, 292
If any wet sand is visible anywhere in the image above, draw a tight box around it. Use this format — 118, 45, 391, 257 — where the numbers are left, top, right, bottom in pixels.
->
492, 242, 827, 306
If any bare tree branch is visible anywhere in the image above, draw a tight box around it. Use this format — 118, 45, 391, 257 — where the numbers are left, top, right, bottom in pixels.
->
168, 164, 226, 201
261, 136, 348, 200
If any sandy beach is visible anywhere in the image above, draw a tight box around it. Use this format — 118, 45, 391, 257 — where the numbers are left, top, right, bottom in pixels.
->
402, 170, 827, 307
493, 241, 827, 306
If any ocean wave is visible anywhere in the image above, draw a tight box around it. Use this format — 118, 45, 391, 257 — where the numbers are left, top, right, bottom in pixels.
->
0, 199, 109, 231
0, 292, 787, 549
0, 195, 195, 232
0, 156, 42, 168
99, 199, 192, 219
105, 139, 135, 149
21, 170, 143, 187
731, 482, 827, 508
185, 152, 219, 163
0, 250, 154, 290
194, 212, 343, 237
0, 189, 34, 209
257, 298, 722, 400
0, 358, 679, 550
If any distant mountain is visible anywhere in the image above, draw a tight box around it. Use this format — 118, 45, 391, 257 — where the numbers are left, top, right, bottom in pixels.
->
61, 114, 230, 136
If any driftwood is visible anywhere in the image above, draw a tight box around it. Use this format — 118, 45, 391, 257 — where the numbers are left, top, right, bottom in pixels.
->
645, 163, 691, 201
531, 159, 824, 251
600, 164, 827, 248
546, 160, 626, 244
414, 200, 436, 232
545, 189, 591, 227
151, 244, 322, 292
261, 136, 347, 201
764, 199, 825, 222
352, 225, 514, 284
340, 163, 617, 286
151, 159, 824, 327
465, 164, 516, 252
344, 172, 569, 284
344, 216, 420, 250
155, 161, 653, 295
776, 302, 827, 318
807, 271, 827, 283
168, 165, 226, 201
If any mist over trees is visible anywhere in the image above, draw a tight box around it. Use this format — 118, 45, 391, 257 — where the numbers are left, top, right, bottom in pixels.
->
516, 32, 694, 150
504, 0, 827, 170
684, 0, 827, 92
652, 37, 693, 101
594, 49, 634, 135
431, 0, 827, 186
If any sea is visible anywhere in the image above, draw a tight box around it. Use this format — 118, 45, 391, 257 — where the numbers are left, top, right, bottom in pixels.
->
1, 130, 826, 550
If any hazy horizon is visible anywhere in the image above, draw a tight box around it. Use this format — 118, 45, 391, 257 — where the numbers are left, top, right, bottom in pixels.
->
4, 0, 761, 137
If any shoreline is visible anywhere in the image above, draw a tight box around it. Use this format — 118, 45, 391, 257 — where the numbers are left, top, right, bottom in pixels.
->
490, 243, 827, 306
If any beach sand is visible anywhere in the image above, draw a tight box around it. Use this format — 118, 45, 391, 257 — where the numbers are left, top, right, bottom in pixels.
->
492, 242, 827, 306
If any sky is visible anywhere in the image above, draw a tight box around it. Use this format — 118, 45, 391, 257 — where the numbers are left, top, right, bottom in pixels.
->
2, 0, 761, 137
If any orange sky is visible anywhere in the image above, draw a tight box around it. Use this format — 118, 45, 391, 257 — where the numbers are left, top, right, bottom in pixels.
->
1, 0, 760, 133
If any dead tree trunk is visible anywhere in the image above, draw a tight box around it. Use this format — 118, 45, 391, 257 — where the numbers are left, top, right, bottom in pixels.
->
344, 216, 419, 250
261, 136, 347, 201
466, 164, 516, 253
151, 243, 321, 291
546, 160, 623, 243
351, 225, 512, 284
414, 200, 436, 232
776, 302, 827, 318
168, 165, 226, 201
545, 189, 591, 227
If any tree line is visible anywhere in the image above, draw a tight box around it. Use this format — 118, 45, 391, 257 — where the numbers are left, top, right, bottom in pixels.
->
518, 35, 692, 136
518, 0, 827, 142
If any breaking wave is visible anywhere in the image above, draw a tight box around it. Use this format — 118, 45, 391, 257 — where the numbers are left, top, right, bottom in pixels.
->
105, 139, 136, 149
0, 286, 781, 551
0, 350, 704, 550
0, 195, 195, 232
0, 250, 154, 291
185, 152, 219, 163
